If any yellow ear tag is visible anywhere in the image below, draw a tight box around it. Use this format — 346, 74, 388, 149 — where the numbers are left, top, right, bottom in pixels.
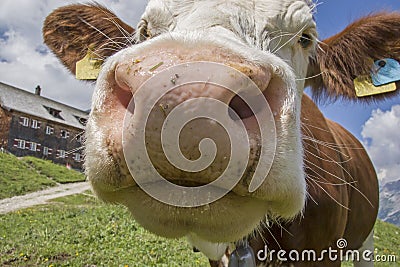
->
76, 48, 103, 80
354, 75, 396, 97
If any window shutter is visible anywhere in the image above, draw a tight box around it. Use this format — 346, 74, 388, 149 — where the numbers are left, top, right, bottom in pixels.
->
37, 121, 42, 129
48, 148, 53, 155
13, 139, 19, 147
36, 144, 41, 152
25, 142, 30, 150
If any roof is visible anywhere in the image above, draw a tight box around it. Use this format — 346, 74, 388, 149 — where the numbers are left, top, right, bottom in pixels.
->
0, 82, 89, 130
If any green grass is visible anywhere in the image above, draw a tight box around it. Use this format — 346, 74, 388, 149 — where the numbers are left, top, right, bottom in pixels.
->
50, 190, 97, 206
374, 220, 400, 264
0, 153, 398, 266
341, 220, 400, 267
0, 153, 85, 199
0, 193, 210, 267
0, 192, 398, 266
21, 157, 86, 184
0, 153, 56, 199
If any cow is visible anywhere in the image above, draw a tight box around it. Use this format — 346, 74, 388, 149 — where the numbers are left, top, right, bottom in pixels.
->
43, 1, 400, 266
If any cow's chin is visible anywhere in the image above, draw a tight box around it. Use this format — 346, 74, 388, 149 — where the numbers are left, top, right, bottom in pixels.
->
93, 184, 270, 242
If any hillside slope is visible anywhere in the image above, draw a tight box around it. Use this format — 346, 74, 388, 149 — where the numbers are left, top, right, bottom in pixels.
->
0, 153, 85, 199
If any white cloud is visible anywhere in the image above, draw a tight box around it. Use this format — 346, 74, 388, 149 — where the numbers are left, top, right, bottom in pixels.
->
362, 105, 400, 184
0, 0, 147, 110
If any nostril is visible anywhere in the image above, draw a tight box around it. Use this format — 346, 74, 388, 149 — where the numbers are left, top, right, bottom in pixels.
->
115, 64, 133, 93
112, 68, 134, 109
116, 87, 134, 110
228, 95, 255, 120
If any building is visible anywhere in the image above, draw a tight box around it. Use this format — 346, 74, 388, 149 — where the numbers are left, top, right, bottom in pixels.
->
0, 82, 89, 170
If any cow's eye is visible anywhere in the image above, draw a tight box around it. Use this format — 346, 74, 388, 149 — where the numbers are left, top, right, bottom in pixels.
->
299, 33, 312, 49
138, 19, 151, 41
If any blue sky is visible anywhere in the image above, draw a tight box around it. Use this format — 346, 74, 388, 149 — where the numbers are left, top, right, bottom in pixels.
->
311, 0, 400, 139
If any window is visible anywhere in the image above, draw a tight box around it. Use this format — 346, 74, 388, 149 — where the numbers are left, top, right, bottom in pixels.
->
29, 142, 37, 152
46, 126, 54, 135
74, 116, 88, 126
58, 150, 66, 159
31, 120, 38, 129
43, 147, 52, 156
76, 134, 84, 143
31, 120, 41, 129
43, 106, 63, 120
61, 130, 70, 139
19, 117, 29, 127
73, 153, 81, 162
17, 140, 26, 149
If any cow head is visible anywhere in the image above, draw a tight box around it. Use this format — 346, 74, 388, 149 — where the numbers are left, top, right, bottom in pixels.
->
43, 0, 400, 254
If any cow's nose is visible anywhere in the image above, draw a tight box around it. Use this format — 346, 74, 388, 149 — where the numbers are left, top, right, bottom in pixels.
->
113, 45, 274, 119
112, 44, 279, 190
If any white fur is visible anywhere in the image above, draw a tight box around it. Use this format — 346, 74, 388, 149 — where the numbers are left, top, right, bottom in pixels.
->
187, 234, 230, 261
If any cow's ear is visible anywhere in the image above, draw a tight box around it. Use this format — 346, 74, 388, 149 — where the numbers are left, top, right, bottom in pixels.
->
43, 4, 135, 75
306, 12, 400, 102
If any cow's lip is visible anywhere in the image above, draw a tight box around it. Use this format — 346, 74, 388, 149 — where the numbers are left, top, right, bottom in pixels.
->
128, 180, 250, 197
92, 176, 252, 199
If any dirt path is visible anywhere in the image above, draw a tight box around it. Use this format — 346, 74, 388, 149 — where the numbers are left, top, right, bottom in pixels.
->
0, 182, 90, 214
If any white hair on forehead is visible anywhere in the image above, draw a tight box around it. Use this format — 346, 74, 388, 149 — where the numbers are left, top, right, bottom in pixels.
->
145, 0, 193, 15
147, 0, 317, 12
140, 0, 317, 45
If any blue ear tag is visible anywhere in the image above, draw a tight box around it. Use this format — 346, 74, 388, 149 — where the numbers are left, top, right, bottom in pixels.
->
371, 58, 400, 86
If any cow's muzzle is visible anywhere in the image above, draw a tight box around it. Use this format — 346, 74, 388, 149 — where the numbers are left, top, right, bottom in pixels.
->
110, 42, 283, 206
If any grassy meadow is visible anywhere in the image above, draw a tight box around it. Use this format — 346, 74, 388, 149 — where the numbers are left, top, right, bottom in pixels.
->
0, 193, 210, 267
0, 153, 85, 199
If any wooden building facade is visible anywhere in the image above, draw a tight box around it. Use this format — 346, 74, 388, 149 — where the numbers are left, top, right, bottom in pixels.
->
0, 82, 88, 170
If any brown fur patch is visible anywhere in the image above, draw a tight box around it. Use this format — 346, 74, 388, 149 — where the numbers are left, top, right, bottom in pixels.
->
43, 3, 135, 75
307, 12, 400, 102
